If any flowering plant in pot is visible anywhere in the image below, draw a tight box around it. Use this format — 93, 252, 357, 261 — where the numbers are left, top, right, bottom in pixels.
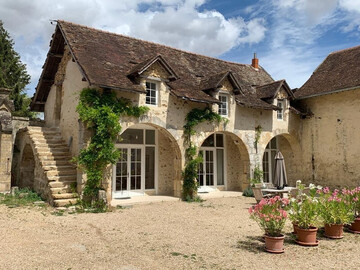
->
344, 187, 360, 233
249, 196, 289, 253
317, 187, 354, 239
288, 184, 321, 246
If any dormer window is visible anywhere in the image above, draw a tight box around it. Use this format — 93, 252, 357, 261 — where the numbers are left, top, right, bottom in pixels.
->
218, 94, 228, 116
277, 99, 284, 120
146, 81, 157, 105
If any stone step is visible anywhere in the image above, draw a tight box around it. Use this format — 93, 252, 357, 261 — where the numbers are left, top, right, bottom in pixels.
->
36, 147, 70, 153
33, 138, 66, 144
39, 155, 72, 161
46, 169, 77, 177
48, 175, 77, 182
48, 181, 77, 188
52, 193, 78, 200
43, 165, 76, 171
36, 149, 70, 156
53, 198, 78, 207
31, 135, 64, 141
41, 160, 72, 166
34, 143, 69, 149
50, 186, 75, 194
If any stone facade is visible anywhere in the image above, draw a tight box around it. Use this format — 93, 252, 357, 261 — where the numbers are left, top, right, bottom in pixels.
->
36, 54, 301, 201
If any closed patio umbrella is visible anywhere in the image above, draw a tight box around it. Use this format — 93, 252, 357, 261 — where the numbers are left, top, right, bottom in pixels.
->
273, 151, 288, 189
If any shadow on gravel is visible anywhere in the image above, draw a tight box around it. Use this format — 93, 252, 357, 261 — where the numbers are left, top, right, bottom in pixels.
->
236, 235, 264, 254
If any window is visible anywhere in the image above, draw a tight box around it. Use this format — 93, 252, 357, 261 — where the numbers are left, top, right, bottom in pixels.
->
218, 95, 228, 116
277, 99, 284, 120
146, 82, 157, 105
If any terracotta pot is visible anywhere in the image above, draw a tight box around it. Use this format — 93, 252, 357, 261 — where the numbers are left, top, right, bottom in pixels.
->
292, 223, 299, 234
296, 227, 318, 246
324, 224, 344, 239
264, 234, 285, 253
348, 217, 360, 234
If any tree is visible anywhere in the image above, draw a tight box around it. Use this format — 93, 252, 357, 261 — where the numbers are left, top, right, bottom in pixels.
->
0, 20, 34, 118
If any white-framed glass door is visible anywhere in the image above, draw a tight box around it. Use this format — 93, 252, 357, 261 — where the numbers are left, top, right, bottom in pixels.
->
113, 146, 144, 198
262, 137, 278, 183
197, 133, 226, 193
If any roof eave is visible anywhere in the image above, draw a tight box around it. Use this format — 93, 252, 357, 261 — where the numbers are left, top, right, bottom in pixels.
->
296, 85, 360, 100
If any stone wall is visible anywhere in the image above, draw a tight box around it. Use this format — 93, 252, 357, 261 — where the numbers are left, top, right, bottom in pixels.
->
299, 88, 360, 188
42, 57, 301, 200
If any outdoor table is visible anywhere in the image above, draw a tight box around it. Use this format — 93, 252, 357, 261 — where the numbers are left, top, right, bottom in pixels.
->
261, 187, 294, 198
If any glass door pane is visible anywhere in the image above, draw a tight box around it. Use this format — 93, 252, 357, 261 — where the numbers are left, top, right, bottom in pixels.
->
197, 150, 204, 186
205, 150, 214, 186
263, 151, 269, 182
145, 147, 155, 189
216, 149, 224, 185
130, 148, 142, 190
116, 148, 128, 191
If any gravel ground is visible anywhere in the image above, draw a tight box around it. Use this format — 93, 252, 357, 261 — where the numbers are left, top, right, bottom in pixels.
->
0, 196, 359, 270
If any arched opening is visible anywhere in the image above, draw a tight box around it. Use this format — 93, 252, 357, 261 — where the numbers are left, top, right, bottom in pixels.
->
197, 132, 250, 192
112, 123, 181, 198
19, 144, 35, 189
262, 134, 301, 186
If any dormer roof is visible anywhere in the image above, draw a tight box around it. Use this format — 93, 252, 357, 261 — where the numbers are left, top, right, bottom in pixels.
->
256, 79, 295, 100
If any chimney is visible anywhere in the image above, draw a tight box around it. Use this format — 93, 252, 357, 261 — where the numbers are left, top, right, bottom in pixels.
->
252, 53, 259, 69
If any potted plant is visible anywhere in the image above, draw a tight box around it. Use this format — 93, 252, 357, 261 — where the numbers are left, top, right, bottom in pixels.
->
249, 196, 289, 253
345, 187, 360, 233
317, 187, 354, 239
288, 184, 321, 246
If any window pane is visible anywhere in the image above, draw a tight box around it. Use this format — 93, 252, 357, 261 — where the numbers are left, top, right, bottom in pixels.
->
218, 95, 228, 116
119, 129, 143, 144
202, 134, 215, 147
216, 134, 224, 147
145, 147, 155, 189
217, 149, 224, 185
146, 82, 157, 105
145, 130, 155, 145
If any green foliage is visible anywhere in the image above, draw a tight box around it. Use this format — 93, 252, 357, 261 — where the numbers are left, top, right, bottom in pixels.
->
250, 165, 263, 186
76, 88, 149, 208
254, 125, 262, 151
182, 107, 226, 200
0, 20, 35, 118
242, 186, 254, 197
0, 187, 43, 208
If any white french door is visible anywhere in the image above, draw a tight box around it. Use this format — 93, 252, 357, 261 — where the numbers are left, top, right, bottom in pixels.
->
198, 149, 216, 192
113, 146, 144, 198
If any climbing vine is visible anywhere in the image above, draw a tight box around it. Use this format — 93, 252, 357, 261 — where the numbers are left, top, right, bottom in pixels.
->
182, 107, 226, 200
254, 125, 262, 152
76, 88, 149, 207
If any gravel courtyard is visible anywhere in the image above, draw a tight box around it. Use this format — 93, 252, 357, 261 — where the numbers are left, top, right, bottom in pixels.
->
0, 196, 359, 270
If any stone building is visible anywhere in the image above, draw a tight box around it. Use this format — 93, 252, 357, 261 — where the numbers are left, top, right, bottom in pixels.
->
2, 20, 359, 205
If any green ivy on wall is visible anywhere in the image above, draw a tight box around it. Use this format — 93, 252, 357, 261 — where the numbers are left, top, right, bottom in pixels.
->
76, 88, 149, 208
182, 107, 226, 200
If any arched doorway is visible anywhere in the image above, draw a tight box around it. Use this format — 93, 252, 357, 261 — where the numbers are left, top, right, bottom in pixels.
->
112, 124, 181, 198
262, 134, 300, 186
19, 144, 35, 189
197, 132, 250, 192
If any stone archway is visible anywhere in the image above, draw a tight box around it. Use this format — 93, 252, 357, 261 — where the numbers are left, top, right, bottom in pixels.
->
110, 123, 182, 199
262, 133, 301, 186
197, 131, 250, 192
19, 144, 35, 189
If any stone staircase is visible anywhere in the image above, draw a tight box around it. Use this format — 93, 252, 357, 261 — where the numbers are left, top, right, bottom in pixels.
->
27, 126, 78, 206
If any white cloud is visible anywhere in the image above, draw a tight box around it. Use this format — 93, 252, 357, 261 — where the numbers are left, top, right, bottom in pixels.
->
0, 0, 267, 95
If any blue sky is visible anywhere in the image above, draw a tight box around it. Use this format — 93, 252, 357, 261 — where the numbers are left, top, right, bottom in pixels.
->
1, 0, 360, 97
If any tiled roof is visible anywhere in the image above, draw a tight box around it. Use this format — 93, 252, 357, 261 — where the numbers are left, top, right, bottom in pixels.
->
256, 80, 295, 100
32, 20, 276, 111
296, 45, 360, 99
236, 85, 280, 110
